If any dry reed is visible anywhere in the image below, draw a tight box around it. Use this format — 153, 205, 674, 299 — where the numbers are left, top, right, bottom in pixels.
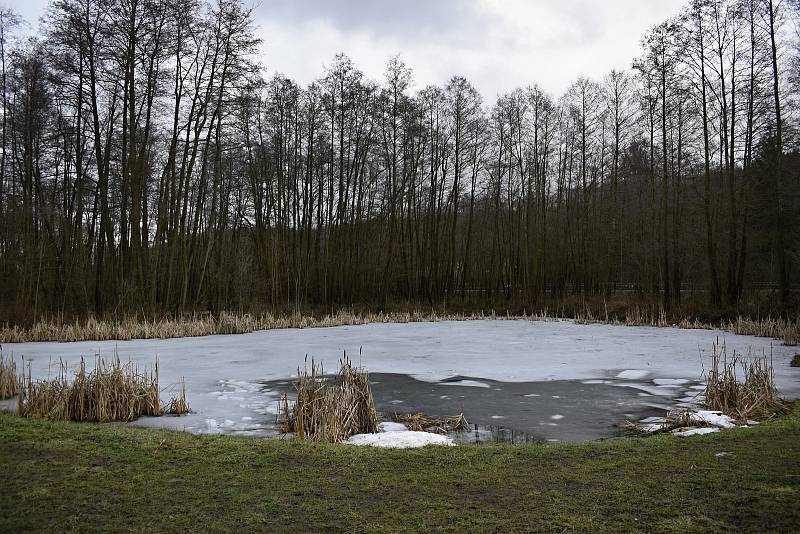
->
704, 341, 786, 421
3, 308, 797, 346
277, 354, 378, 442
0, 352, 18, 399
164, 377, 190, 415
0, 311, 480, 343
18, 353, 189, 422
390, 412, 468, 434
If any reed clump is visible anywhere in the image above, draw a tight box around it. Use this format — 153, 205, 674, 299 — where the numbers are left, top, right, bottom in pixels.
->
791, 354, 800, 367
164, 377, 190, 416
0, 352, 19, 399
18, 353, 190, 422
390, 412, 468, 434
277, 355, 378, 442
704, 341, 786, 421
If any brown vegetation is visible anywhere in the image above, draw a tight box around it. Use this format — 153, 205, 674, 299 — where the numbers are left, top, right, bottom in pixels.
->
0, 352, 18, 399
17, 354, 189, 422
277, 355, 378, 442
390, 412, 468, 434
704, 341, 786, 421
574, 307, 800, 346
2, 305, 798, 345
0, 310, 482, 343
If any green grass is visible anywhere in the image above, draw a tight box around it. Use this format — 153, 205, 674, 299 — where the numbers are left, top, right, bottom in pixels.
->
2, 410, 799, 533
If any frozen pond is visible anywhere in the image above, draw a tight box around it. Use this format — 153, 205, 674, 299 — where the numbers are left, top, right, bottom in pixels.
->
2, 320, 799, 441
262, 373, 706, 443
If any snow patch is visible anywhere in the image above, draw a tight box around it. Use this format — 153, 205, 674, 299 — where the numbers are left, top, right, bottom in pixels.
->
347, 431, 454, 449
689, 410, 736, 429
672, 427, 720, 437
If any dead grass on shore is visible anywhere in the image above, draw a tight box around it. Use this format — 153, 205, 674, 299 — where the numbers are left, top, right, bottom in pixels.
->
573, 306, 799, 346
0, 352, 19, 399
17, 353, 190, 422
390, 412, 469, 434
277, 355, 378, 442
0, 311, 490, 344
1, 307, 797, 346
704, 341, 786, 421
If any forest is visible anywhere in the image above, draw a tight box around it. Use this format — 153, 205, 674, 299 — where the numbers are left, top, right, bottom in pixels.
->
0, 0, 798, 323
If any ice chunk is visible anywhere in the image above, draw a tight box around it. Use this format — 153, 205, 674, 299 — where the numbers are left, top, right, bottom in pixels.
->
439, 380, 491, 388
638, 423, 664, 433
652, 378, 689, 386
690, 410, 736, 429
639, 416, 666, 424
617, 370, 650, 380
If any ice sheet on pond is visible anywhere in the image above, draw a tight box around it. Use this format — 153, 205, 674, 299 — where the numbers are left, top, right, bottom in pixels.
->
378, 422, 408, 432
4, 319, 798, 439
262, 373, 705, 443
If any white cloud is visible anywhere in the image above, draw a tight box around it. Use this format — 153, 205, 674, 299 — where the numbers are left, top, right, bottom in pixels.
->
254, 0, 687, 99
15, 0, 689, 100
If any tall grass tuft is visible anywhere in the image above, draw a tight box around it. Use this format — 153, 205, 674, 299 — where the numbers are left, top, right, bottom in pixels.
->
704, 341, 785, 420
277, 354, 378, 442
0, 352, 19, 399
165, 377, 190, 416
18, 353, 190, 422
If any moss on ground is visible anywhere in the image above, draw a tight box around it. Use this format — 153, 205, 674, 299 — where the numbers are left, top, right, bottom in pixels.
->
1, 408, 799, 532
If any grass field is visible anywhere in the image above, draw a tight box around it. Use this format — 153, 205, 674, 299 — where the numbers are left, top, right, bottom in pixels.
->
1, 409, 799, 533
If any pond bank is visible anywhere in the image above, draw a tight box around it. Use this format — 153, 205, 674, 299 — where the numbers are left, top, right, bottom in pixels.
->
2, 407, 799, 532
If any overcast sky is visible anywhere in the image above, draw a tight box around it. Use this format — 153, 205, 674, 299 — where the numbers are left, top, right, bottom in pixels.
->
10, 0, 687, 98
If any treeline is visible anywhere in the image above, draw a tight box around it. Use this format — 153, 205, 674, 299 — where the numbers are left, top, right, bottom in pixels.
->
0, 0, 798, 321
